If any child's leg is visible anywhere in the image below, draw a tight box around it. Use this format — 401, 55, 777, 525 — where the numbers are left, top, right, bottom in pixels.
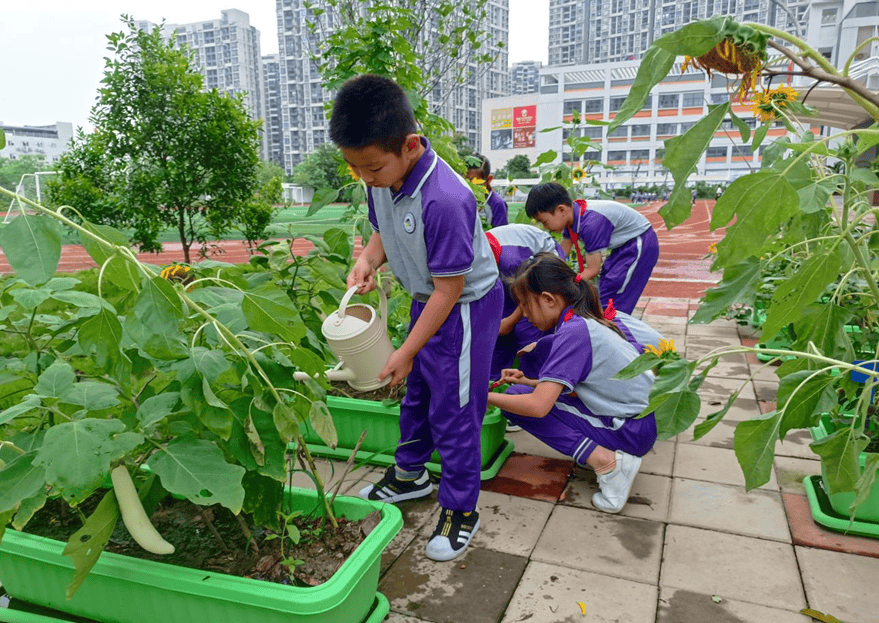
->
599, 229, 660, 314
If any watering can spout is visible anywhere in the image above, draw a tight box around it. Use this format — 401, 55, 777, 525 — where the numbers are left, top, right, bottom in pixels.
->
292, 368, 358, 382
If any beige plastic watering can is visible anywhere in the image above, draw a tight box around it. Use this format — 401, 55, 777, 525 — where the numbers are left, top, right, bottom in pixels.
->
293, 285, 395, 391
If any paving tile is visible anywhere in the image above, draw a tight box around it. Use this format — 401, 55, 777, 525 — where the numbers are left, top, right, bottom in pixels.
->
643, 314, 689, 326
796, 545, 879, 623
749, 360, 783, 383
783, 493, 879, 559
686, 320, 742, 338
661, 525, 805, 611
501, 560, 658, 623
685, 335, 739, 358
288, 458, 351, 491
753, 379, 778, 402
775, 428, 818, 460
774, 456, 821, 495
698, 376, 757, 402
697, 397, 762, 422
472, 490, 554, 557
532, 505, 664, 584
679, 417, 736, 450
562, 470, 671, 522
379, 497, 442, 575
641, 440, 675, 476
386, 613, 434, 623
657, 587, 812, 623
738, 325, 762, 339
380, 542, 528, 623
644, 300, 690, 317
669, 478, 791, 541
480, 452, 573, 503
673, 443, 779, 490
700, 358, 752, 380
504, 430, 572, 461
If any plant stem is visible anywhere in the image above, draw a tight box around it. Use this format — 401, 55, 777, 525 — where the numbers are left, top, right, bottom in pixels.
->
235, 513, 260, 555
782, 130, 879, 177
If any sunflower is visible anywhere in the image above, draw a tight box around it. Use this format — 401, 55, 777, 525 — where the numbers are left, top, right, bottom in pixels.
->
682, 22, 768, 101
348, 165, 360, 182
751, 85, 799, 123
708, 242, 717, 254
470, 178, 486, 186
160, 264, 194, 290
572, 166, 585, 182
644, 338, 677, 357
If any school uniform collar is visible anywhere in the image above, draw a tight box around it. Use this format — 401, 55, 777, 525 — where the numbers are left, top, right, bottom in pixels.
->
394, 136, 437, 200
573, 199, 587, 231
557, 305, 577, 331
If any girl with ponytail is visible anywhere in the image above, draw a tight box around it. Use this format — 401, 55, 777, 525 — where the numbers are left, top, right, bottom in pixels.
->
489, 253, 657, 514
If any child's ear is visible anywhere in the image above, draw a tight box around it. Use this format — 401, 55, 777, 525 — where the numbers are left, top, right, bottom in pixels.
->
404, 134, 421, 155
487, 173, 495, 184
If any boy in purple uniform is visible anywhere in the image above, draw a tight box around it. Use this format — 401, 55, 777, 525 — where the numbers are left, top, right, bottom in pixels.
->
466, 154, 509, 227
331, 75, 503, 562
489, 254, 657, 513
525, 182, 659, 315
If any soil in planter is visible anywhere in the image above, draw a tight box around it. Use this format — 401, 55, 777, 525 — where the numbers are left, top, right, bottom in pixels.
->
328, 380, 406, 403
23, 493, 381, 587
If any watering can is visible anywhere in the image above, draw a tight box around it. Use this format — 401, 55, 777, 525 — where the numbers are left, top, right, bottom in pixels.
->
293, 285, 395, 391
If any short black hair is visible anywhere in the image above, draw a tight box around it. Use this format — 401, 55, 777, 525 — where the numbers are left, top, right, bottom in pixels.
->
525, 182, 573, 218
329, 74, 416, 154
466, 154, 491, 179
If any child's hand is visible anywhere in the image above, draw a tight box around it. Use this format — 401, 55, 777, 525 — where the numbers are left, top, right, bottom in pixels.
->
499, 368, 525, 385
378, 349, 413, 387
347, 258, 376, 294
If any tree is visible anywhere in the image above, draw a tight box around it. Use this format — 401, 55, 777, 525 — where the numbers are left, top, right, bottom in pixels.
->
48, 17, 263, 264
0, 154, 51, 192
290, 143, 349, 191
452, 133, 475, 160
504, 155, 533, 180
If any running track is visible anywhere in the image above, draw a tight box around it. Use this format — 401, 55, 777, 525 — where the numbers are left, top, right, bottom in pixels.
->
0, 200, 724, 300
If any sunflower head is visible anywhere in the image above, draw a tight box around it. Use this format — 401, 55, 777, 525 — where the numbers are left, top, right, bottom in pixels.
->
708, 242, 717, 254
160, 264, 193, 286
644, 338, 677, 357
751, 85, 799, 123
347, 165, 360, 182
572, 166, 585, 182
682, 21, 769, 101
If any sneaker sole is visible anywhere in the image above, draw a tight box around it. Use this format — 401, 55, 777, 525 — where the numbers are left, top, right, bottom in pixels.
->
359, 482, 434, 504
425, 517, 480, 562
592, 455, 642, 513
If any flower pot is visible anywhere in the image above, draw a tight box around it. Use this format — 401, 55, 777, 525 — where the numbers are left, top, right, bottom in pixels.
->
806, 414, 879, 528
300, 396, 514, 480
0, 488, 402, 623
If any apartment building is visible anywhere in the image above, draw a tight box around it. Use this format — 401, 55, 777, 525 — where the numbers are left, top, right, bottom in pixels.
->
511, 61, 543, 94
273, 0, 510, 172
0, 122, 74, 164
139, 10, 266, 159
261, 54, 285, 169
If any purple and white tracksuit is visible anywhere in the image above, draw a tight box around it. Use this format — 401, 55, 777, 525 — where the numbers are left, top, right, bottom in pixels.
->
368, 137, 502, 512
479, 190, 509, 227
502, 308, 657, 463
611, 310, 664, 354
486, 224, 565, 380
564, 199, 659, 314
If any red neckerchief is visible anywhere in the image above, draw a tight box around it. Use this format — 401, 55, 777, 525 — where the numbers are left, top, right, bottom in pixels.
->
567, 200, 588, 273
604, 299, 616, 320
563, 309, 576, 323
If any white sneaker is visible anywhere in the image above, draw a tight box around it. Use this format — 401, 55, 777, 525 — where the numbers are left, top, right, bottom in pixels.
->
591, 451, 641, 514
425, 508, 480, 561
506, 420, 522, 432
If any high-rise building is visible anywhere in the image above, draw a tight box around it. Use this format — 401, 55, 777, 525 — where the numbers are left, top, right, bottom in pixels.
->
0, 122, 74, 164
547, 0, 809, 66
262, 54, 285, 169
274, 0, 510, 172
139, 10, 266, 159
511, 61, 543, 94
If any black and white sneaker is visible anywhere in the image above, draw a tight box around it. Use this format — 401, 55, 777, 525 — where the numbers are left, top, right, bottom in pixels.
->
358, 465, 433, 504
425, 508, 480, 561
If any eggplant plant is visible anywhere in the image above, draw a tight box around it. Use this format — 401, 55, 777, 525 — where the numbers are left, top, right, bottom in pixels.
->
0, 188, 346, 597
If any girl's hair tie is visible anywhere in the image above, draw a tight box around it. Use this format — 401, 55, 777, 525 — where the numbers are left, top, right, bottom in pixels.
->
573, 274, 582, 283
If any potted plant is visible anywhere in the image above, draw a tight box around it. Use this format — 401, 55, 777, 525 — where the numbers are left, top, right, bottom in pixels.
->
597, 16, 879, 528
0, 189, 402, 622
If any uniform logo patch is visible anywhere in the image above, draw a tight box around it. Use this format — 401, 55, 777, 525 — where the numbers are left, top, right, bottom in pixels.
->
403, 212, 416, 233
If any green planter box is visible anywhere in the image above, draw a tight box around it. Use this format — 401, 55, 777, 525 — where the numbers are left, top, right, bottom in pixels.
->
300, 396, 514, 480
808, 415, 879, 525
0, 488, 402, 623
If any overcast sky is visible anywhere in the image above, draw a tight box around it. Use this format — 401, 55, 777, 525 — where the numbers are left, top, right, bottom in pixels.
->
2, 1, 549, 130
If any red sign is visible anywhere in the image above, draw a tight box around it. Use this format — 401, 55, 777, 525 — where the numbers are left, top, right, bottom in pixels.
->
513, 106, 536, 128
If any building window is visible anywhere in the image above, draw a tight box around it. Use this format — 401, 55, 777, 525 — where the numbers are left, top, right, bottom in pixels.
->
710, 92, 730, 104
681, 92, 703, 107
609, 96, 628, 112
582, 151, 601, 161
821, 8, 838, 25
656, 123, 677, 135
630, 149, 650, 160
679, 121, 696, 133
608, 126, 628, 138
630, 124, 651, 136
658, 93, 679, 109
607, 150, 627, 162
564, 101, 583, 115
706, 146, 728, 158
582, 126, 603, 138
732, 145, 754, 157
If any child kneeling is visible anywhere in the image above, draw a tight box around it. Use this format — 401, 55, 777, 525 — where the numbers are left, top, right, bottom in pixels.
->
488, 253, 657, 513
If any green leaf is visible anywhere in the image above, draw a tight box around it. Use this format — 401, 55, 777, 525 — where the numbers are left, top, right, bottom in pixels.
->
242, 292, 305, 342
728, 110, 752, 143
690, 258, 762, 324
606, 45, 676, 132
658, 183, 697, 232
134, 277, 184, 330
751, 123, 769, 150
0, 128, 5, 150
615, 352, 661, 379
323, 227, 351, 257
0, 452, 46, 513
734, 411, 782, 491
851, 167, 879, 187
306, 187, 339, 217
60, 381, 121, 411
34, 419, 143, 504
13, 489, 47, 530
776, 372, 836, 439
78, 308, 125, 374
850, 454, 879, 516
654, 390, 701, 441
62, 489, 120, 599
792, 303, 853, 361
241, 471, 283, 531
645, 360, 697, 413
34, 361, 76, 399
273, 401, 300, 445
712, 172, 800, 268
0, 214, 62, 286
50, 290, 111, 310
534, 150, 557, 166
797, 181, 834, 214
0, 394, 42, 426
693, 394, 738, 440
191, 347, 231, 383
810, 427, 868, 493
137, 392, 181, 427
652, 17, 727, 56
309, 400, 337, 449
763, 249, 841, 340
148, 436, 246, 513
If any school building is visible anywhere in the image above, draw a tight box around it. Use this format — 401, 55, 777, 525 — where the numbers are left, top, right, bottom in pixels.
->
481, 60, 820, 190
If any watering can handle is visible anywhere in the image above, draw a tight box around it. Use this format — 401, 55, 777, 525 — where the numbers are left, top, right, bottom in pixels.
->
336, 285, 388, 329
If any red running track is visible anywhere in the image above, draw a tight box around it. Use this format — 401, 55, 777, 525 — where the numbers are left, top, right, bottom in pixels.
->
0, 201, 723, 300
